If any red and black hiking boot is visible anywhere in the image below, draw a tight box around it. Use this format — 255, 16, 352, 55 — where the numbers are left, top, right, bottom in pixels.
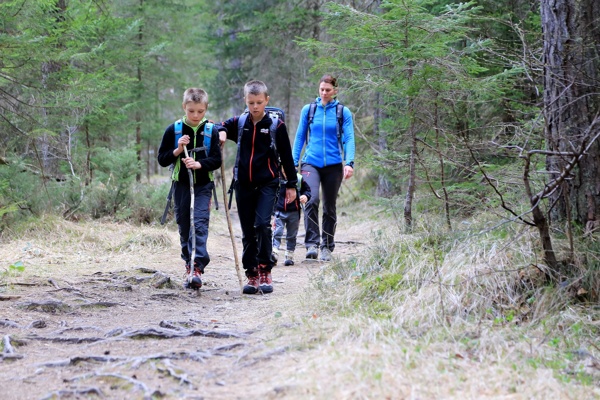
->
184, 263, 202, 290
243, 274, 260, 295
258, 264, 273, 294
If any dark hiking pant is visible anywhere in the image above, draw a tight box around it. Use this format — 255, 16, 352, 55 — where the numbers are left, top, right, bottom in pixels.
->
301, 163, 344, 252
174, 181, 214, 271
235, 178, 279, 275
272, 210, 300, 252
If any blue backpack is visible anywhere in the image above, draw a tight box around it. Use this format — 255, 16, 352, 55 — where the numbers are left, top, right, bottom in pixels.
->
171, 118, 214, 180
161, 119, 217, 224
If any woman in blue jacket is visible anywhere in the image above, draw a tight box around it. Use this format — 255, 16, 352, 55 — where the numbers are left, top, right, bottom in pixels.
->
292, 74, 355, 261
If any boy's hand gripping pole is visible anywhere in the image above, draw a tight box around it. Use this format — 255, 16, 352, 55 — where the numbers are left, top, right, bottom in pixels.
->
183, 147, 196, 288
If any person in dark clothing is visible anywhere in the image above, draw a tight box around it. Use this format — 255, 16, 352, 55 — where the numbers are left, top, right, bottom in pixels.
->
272, 172, 311, 266
218, 80, 297, 294
157, 88, 222, 290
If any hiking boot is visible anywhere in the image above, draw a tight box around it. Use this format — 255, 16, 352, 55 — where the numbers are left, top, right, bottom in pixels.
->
258, 264, 273, 293
284, 251, 294, 266
306, 245, 318, 260
320, 248, 332, 262
184, 262, 202, 290
243, 274, 260, 295
271, 247, 279, 263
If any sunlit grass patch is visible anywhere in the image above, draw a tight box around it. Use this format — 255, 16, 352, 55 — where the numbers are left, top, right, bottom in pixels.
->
294, 211, 600, 397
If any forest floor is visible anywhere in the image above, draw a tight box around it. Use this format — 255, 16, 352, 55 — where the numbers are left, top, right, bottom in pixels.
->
0, 194, 368, 400
1, 189, 600, 399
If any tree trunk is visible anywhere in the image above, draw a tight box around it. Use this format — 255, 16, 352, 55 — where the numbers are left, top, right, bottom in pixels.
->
135, 0, 144, 183
404, 117, 417, 232
375, 91, 392, 198
542, 0, 600, 225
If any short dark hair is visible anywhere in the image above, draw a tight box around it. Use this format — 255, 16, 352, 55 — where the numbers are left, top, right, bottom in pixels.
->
244, 80, 269, 97
183, 88, 208, 105
319, 74, 338, 87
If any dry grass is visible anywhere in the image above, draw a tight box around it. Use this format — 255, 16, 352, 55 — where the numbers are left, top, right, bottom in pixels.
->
274, 212, 600, 399
0, 215, 175, 280
1, 206, 598, 399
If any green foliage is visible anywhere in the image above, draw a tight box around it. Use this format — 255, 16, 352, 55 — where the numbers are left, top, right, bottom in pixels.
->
88, 148, 140, 217
0, 261, 25, 285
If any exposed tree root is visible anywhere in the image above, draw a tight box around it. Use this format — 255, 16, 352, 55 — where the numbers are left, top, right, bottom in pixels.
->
238, 346, 290, 368
0, 295, 21, 301
0, 319, 20, 328
63, 372, 156, 399
78, 301, 123, 309
1, 335, 24, 361
39, 387, 104, 400
2, 335, 16, 354
16, 300, 72, 313
25, 334, 105, 344
157, 359, 194, 387
25, 325, 245, 346
118, 326, 245, 340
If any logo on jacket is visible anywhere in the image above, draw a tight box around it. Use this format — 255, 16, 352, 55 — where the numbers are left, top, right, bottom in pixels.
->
260, 128, 269, 134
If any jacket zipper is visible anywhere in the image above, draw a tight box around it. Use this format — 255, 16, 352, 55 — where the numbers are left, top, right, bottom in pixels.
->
249, 124, 256, 182
322, 104, 327, 166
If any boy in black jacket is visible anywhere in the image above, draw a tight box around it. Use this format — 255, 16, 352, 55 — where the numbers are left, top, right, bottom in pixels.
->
272, 172, 311, 266
157, 88, 222, 290
218, 80, 297, 294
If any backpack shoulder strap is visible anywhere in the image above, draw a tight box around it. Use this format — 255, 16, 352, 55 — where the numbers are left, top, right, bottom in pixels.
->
307, 102, 317, 125
202, 121, 214, 156
336, 103, 344, 158
305, 102, 318, 144
269, 114, 279, 161
174, 119, 183, 149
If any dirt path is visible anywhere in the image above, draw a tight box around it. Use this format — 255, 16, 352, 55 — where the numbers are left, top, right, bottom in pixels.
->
0, 204, 367, 399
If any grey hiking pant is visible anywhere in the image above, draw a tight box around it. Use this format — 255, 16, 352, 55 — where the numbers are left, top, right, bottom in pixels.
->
173, 181, 214, 271
272, 210, 300, 252
301, 163, 344, 252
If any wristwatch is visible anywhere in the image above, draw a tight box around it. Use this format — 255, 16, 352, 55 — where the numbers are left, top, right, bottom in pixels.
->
346, 161, 354, 168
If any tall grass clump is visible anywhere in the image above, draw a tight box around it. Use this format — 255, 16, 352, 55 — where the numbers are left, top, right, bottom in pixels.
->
295, 212, 600, 398
317, 219, 599, 333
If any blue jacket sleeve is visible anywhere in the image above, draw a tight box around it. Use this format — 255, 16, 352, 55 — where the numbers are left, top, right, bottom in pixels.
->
342, 106, 355, 166
293, 105, 310, 167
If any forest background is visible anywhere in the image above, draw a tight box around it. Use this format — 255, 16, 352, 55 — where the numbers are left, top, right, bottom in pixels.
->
1, 0, 600, 395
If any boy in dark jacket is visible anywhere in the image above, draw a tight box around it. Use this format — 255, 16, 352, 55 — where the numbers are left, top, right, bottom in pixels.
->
272, 172, 311, 266
218, 80, 297, 294
157, 88, 222, 290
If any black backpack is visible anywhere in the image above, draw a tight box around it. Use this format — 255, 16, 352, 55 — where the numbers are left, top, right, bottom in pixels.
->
227, 106, 286, 209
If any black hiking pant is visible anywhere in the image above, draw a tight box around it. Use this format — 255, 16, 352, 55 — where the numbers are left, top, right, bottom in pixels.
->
235, 178, 279, 275
174, 181, 214, 271
301, 163, 344, 252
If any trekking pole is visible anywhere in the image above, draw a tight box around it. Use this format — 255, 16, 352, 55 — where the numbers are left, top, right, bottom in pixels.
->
220, 150, 244, 291
183, 147, 196, 289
